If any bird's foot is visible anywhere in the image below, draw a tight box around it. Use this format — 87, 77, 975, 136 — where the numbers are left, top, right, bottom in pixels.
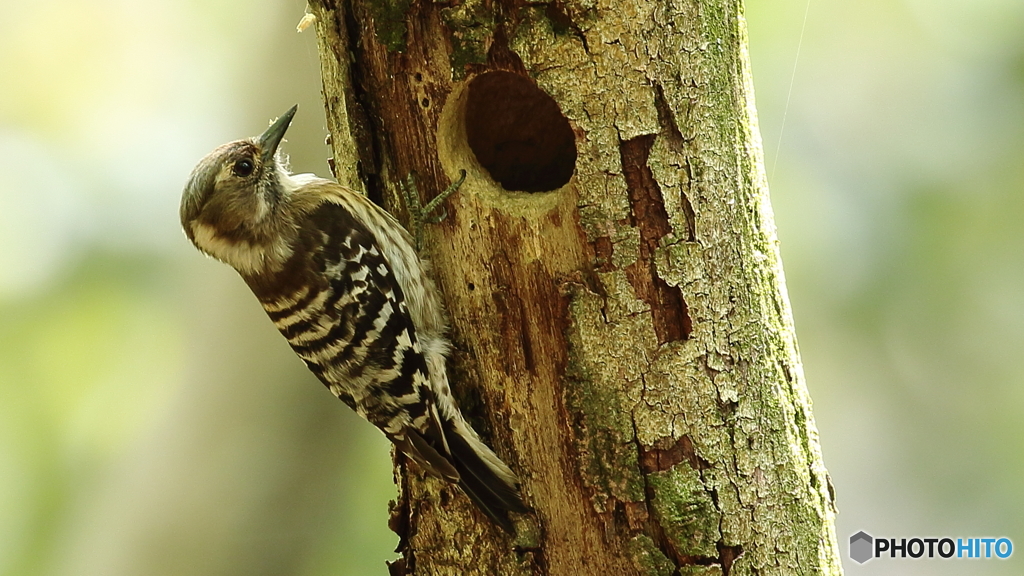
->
400, 169, 467, 250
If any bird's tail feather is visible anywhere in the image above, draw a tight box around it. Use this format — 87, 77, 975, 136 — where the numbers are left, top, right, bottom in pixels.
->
443, 417, 528, 532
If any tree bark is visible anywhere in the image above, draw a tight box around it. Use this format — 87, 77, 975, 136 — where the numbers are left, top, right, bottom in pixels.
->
307, 0, 842, 574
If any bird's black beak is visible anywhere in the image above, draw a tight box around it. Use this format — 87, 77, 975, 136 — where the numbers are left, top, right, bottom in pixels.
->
257, 105, 298, 164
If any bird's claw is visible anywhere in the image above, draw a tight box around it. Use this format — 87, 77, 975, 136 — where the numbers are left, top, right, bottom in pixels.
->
401, 169, 466, 250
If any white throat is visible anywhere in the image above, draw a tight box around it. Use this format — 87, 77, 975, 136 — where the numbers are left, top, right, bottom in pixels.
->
190, 222, 293, 275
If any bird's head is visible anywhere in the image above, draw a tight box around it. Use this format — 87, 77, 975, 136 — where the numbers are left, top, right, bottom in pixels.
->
180, 105, 298, 275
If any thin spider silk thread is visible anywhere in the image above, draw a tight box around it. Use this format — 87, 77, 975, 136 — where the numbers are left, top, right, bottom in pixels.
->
771, 0, 812, 183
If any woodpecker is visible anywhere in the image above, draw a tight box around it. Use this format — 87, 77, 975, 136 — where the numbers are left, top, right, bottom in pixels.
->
180, 105, 526, 531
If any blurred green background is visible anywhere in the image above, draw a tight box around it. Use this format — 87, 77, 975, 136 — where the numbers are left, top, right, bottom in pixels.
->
0, 0, 1021, 574
747, 0, 1024, 574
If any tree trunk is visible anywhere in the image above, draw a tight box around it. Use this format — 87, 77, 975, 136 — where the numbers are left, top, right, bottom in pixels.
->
306, 0, 843, 574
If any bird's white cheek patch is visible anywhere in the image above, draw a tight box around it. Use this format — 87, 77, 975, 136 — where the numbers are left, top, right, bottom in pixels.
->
278, 170, 321, 195
191, 222, 291, 275
254, 194, 270, 222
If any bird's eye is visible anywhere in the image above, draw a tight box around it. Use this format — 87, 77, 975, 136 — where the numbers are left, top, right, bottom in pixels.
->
233, 159, 255, 177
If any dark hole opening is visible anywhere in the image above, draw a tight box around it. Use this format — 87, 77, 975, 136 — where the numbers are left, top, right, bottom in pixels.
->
465, 71, 577, 192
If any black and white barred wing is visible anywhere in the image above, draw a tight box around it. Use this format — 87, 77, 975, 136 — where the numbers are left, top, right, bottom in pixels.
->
257, 200, 459, 481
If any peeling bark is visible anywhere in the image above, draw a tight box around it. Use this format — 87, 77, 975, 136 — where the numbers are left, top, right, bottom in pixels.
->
307, 0, 842, 574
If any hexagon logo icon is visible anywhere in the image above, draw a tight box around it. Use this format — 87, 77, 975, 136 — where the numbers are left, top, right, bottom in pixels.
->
850, 531, 874, 564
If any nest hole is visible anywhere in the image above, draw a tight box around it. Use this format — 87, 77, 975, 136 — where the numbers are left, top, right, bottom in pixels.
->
465, 71, 577, 192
